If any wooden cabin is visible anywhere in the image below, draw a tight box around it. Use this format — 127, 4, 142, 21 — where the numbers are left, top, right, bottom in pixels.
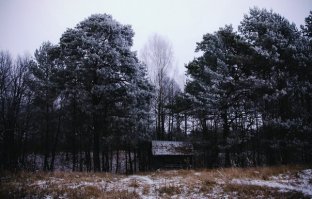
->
151, 140, 193, 169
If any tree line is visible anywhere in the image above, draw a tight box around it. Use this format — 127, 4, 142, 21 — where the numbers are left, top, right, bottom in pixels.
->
0, 8, 311, 172
182, 8, 312, 167
0, 14, 154, 172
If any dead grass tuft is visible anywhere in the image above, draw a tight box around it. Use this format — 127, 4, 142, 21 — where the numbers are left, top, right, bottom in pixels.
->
199, 164, 308, 181
104, 190, 140, 199
151, 169, 194, 178
142, 184, 150, 195
200, 179, 216, 193
129, 179, 140, 188
158, 184, 181, 196
66, 186, 102, 199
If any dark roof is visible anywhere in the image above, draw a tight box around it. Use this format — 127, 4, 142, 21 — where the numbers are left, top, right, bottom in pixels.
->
151, 141, 193, 156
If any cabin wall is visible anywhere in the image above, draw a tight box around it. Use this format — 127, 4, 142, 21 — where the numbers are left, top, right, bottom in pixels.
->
151, 155, 192, 169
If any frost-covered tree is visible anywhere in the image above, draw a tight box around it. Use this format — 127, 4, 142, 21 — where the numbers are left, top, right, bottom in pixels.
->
185, 8, 312, 167
58, 14, 153, 171
301, 11, 312, 38
29, 42, 62, 171
185, 25, 259, 166
240, 9, 307, 127
238, 8, 312, 164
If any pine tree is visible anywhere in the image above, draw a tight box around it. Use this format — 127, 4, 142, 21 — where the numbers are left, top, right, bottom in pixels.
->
58, 14, 153, 171
29, 42, 62, 171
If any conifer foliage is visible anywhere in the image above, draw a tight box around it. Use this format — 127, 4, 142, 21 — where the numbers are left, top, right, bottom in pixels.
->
185, 8, 312, 166
0, 9, 311, 171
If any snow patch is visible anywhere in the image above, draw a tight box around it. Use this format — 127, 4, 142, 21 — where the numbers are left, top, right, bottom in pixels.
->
30, 169, 312, 198
123, 175, 154, 185
231, 169, 312, 196
34, 180, 48, 188
194, 172, 201, 176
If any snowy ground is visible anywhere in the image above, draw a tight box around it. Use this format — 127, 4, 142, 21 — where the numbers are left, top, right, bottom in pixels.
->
231, 169, 312, 197
1, 166, 311, 198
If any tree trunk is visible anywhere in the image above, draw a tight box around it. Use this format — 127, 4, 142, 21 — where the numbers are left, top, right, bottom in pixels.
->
157, 102, 162, 139
221, 109, 230, 167
128, 148, 133, 174
50, 114, 61, 171
93, 129, 100, 172
72, 133, 76, 171
85, 149, 91, 171
43, 103, 50, 171
125, 150, 128, 174
110, 149, 113, 172
101, 150, 105, 172
134, 149, 137, 173
184, 113, 187, 135
115, 150, 119, 173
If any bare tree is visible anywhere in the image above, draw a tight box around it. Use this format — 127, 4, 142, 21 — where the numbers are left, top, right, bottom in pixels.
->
140, 34, 175, 139
0, 51, 32, 170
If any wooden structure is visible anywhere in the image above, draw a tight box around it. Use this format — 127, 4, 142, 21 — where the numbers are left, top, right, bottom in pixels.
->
151, 140, 193, 169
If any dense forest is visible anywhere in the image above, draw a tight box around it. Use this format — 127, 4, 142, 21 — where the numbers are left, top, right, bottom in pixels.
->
0, 8, 311, 173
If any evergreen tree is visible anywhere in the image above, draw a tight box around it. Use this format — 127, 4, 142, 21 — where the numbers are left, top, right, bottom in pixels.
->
58, 14, 153, 171
29, 42, 61, 170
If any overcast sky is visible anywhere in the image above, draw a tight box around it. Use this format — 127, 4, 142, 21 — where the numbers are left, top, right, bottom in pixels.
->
0, 0, 311, 84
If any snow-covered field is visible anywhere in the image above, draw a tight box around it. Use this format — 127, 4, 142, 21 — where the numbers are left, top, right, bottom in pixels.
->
1, 166, 311, 198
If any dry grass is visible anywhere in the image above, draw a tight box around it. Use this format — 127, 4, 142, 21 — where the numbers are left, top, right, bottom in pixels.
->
128, 179, 140, 188
213, 164, 306, 180
101, 190, 140, 199
150, 169, 192, 178
0, 171, 133, 199
200, 179, 216, 193
139, 165, 307, 183
0, 165, 310, 198
142, 184, 150, 195
0, 184, 140, 199
66, 186, 102, 199
157, 184, 182, 196
223, 183, 309, 199
188, 164, 308, 184
0, 170, 118, 185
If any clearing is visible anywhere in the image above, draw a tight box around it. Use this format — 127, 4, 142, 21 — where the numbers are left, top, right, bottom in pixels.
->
1, 165, 311, 198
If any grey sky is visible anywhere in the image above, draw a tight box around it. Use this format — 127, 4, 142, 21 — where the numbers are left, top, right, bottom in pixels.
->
0, 0, 311, 83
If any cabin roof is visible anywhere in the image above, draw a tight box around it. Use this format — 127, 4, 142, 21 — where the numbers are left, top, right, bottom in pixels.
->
151, 140, 193, 156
